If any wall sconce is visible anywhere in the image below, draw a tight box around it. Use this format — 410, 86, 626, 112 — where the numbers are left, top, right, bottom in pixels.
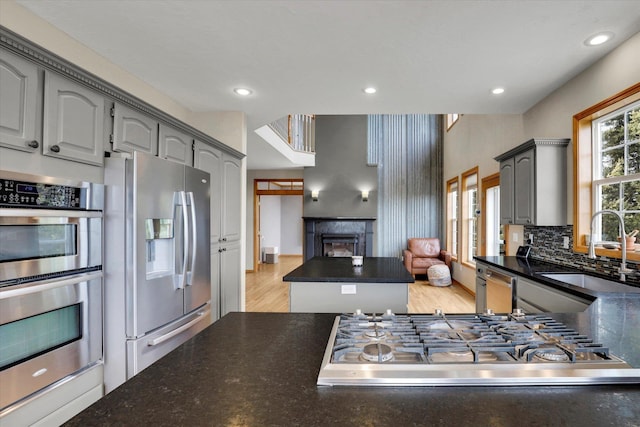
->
361, 190, 369, 202
311, 190, 319, 202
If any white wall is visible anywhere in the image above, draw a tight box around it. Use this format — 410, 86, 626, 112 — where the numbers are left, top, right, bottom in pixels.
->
443, 31, 640, 292
280, 196, 303, 255
260, 196, 282, 255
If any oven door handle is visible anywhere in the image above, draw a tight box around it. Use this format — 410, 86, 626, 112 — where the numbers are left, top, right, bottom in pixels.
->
0, 271, 102, 300
0, 208, 102, 218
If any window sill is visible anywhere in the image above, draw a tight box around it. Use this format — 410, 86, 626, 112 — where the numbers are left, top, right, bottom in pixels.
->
573, 244, 640, 263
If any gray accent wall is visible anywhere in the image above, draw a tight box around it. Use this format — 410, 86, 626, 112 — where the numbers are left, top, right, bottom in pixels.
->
304, 115, 378, 218
303, 114, 443, 258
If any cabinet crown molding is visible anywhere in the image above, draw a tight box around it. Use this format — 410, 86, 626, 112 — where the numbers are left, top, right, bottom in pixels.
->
494, 138, 570, 162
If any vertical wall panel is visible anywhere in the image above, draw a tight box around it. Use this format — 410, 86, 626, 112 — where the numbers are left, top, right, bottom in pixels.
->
370, 114, 443, 257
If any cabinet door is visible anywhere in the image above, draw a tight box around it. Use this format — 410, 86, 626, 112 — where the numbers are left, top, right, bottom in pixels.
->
513, 148, 535, 225
112, 102, 158, 155
158, 123, 193, 166
0, 50, 40, 152
43, 70, 104, 166
499, 158, 514, 224
220, 242, 241, 317
194, 140, 223, 244
221, 155, 242, 242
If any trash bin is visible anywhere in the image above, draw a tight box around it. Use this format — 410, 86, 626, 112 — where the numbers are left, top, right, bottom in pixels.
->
265, 246, 279, 264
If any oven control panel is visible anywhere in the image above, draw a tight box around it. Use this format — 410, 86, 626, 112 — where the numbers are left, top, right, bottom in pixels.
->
0, 178, 83, 208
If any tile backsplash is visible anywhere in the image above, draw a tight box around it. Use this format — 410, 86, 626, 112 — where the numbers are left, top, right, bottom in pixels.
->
523, 225, 640, 287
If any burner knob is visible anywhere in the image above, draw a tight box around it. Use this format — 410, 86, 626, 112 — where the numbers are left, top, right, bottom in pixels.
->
435, 308, 443, 316
484, 308, 494, 315
355, 309, 363, 316
512, 308, 525, 316
385, 309, 394, 316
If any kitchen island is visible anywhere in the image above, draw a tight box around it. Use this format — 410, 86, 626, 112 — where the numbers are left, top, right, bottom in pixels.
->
283, 256, 414, 313
66, 310, 640, 426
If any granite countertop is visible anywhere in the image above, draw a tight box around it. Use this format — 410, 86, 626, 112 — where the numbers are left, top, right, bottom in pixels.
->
283, 256, 415, 283
475, 256, 640, 298
66, 312, 640, 426
475, 256, 640, 367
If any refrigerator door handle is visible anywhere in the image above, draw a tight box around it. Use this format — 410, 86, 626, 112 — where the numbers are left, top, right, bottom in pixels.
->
176, 190, 189, 290
186, 192, 197, 286
146, 308, 209, 346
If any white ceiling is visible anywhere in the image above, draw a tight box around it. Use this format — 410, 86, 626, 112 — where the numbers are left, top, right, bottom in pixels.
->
14, 0, 640, 169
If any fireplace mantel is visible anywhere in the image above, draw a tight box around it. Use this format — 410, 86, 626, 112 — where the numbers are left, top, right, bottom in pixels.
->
303, 217, 375, 261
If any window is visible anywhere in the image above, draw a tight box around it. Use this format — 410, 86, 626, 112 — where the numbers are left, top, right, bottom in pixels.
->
481, 173, 503, 256
592, 100, 640, 241
461, 167, 479, 265
573, 83, 640, 262
446, 177, 459, 259
446, 114, 460, 130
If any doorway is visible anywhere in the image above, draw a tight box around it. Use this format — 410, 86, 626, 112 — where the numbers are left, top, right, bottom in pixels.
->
253, 179, 304, 270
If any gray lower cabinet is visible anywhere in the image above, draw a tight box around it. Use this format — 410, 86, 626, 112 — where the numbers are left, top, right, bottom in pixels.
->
159, 123, 193, 166
516, 277, 592, 313
43, 70, 105, 166
0, 50, 40, 152
496, 138, 569, 226
194, 140, 242, 321
219, 242, 241, 319
289, 282, 409, 313
111, 102, 158, 155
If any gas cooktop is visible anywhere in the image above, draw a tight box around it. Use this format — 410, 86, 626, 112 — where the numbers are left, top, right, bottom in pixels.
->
317, 310, 640, 386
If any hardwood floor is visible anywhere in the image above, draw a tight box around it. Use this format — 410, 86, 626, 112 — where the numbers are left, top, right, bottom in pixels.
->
245, 255, 476, 313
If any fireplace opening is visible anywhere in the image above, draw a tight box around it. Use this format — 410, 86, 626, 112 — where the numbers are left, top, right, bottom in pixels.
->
322, 234, 359, 257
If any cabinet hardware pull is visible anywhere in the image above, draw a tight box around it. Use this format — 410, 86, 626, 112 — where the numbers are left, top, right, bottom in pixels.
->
50, 144, 61, 153
27, 140, 39, 149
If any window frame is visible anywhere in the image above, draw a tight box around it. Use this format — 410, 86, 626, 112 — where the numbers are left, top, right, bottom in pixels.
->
446, 114, 460, 131
461, 166, 479, 267
573, 83, 640, 262
446, 176, 459, 261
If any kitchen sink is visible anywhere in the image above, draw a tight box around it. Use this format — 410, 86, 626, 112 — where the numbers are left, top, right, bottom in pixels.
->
540, 273, 640, 293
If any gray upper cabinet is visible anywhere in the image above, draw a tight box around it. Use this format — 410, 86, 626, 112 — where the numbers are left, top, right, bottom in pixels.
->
112, 102, 158, 155
159, 123, 193, 166
221, 155, 242, 243
499, 158, 514, 225
495, 138, 569, 226
194, 141, 223, 243
43, 70, 105, 166
0, 50, 40, 152
193, 141, 242, 244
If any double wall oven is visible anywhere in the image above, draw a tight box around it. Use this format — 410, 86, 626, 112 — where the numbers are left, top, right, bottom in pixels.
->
0, 171, 103, 413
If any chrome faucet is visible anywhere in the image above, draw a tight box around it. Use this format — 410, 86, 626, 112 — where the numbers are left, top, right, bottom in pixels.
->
588, 209, 633, 281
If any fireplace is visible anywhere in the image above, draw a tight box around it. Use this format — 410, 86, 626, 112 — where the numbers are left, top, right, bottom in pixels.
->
303, 217, 375, 260
322, 234, 359, 257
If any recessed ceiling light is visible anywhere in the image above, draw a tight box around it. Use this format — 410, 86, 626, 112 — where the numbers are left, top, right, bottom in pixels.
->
585, 32, 613, 46
363, 87, 377, 94
491, 87, 505, 95
234, 88, 252, 96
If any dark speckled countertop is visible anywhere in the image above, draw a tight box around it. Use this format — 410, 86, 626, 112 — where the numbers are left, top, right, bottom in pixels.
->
66, 311, 640, 426
283, 256, 415, 283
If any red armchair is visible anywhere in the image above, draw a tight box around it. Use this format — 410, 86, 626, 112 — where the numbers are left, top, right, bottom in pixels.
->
403, 238, 452, 278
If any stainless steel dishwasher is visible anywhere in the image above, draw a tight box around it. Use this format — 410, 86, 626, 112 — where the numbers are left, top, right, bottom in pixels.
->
476, 264, 515, 313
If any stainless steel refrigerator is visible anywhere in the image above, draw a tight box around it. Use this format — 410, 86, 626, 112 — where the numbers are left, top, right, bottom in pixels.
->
104, 151, 211, 393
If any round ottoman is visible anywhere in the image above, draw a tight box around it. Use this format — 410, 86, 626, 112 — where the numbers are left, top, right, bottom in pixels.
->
427, 264, 452, 287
